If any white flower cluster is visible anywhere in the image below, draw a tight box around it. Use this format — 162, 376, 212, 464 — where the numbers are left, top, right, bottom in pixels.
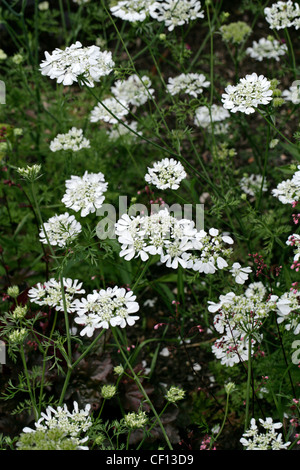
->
49, 128, 90, 152
72, 286, 140, 336
246, 37, 287, 62
282, 83, 300, 104
194, 104, 230, 134
110, 0, 154, 22
22, 401, 92, 450
166, 73, 210, 98
286, 233, 300, 264
239, 174, 268, 197
39, 212, 82, 248
264, 1, 300, 30
90, 73, 153, 129
90, 97, 129, 124
240, 417, 290, 450
276, 287, 300, 334
272, 165, 300, 204
115, 208, 235, 274
222, 73, 273, 114
111, 74, 155, 107
106, 121, 142, 142
144, 158, 187, 190
62, 171, 108, 217
209, 282, 278, 367
28, 278, 85, 313
40, 41, 115, 87
149, 0, 204, 31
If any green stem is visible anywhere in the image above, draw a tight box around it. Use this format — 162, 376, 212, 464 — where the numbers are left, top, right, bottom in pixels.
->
112, 328, 173, 450
20, 344, 39, 421
245, 335, 252, 431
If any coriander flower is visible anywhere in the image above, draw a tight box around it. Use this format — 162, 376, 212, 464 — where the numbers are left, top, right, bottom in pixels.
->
194, 104, 230, 134
124, 411, 148, 429
276, 288, 300, 335
282, 83, 300, 104
62, 171, 108, 217
220, 21, 251, 44
240, 173, 268, 197
166, 386, 185, 403
144, 158, 187, 190
272, 165, 300, 204
39, 212, 82, 247
21, 401, 92, 450
8, 328, 28, 345
286, 233, 300, 263
246, 37, 287, 62
229, 262, 252, 285
212, 328, 251, 367
264, 1, 300, 30
110, 0, 154, 22
240, 417, 290, 450
115, 209, 235, 275
28, 277, 85, 313
17, 164, 42, 182
149, 0, 204, 31
7, 285, 20, 299
101, 385, 117, 399
72, 286, 140, 335
106, 120, 142, 142
166, 73, 210, 98
209, 282, 279, 366
222, 73, 273, 114
40, 41, 114, 87
49, 128, 90, 152
111, 74, 154, 107
90, 98, 129, 124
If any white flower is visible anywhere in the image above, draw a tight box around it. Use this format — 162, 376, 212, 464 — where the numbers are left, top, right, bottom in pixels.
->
166, 73, 210, 98
106, 121, 142, 142
40, 41, 115, 87
110, 0, 154, 22
286, 233, 300, 262
230, 262, 252, 285
39, 212, 82, 247
222, 73, 273, 114
264, 1, 300, 30
212, 328, 251, 367
23, 401, 92, 441
282, 83, 300, 104
72, 286, 140, 335
276, 289, 300, 334
149, 0, 204, 31
241, 417, 290, 450
111, 74, 154, 107
28, 277, 85, 313
62, 171, 108, 217
246, 37, 287, 61
144, 158, 186, 190
194, 104, 230, 134
90, 97, 129, 124
272, 165, 300, 204
240, 174, 268, 197
209, 282, 278, 363
115, 209, 234, 275
49, 127, 90, 152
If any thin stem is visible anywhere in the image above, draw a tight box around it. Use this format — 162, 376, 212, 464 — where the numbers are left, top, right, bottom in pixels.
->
245, 335, 252, 431
112, 328, 173, 450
